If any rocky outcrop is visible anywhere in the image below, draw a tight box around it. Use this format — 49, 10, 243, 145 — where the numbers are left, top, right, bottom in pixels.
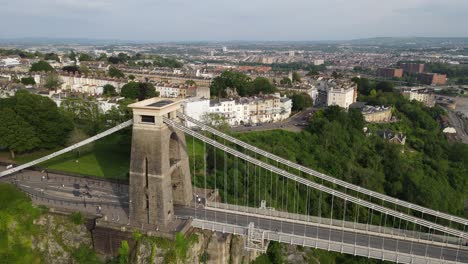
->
134, 229, 259, 264
32, 214, 93, 264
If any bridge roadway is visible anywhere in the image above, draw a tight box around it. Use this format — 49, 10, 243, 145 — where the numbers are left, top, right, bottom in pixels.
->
2, 169, 467, 263
175, 207, 468, 263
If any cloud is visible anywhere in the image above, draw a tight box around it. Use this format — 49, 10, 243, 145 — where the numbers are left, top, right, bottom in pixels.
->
0, 0, 467, 40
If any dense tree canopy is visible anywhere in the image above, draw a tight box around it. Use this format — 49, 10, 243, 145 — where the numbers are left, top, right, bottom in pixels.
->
103, 84, 117, 96
0, 90, 73, 151
279, 77, 292, 87
290, 92, 313, 111
61, 98, 103, 136
292, 71, 302, 83
210, 71, 252, 97
62, 65, 80, 73
250, 77, 277, 95
108, 56, 124, 64
185, 80, 196, 86
29, 60, 54, 72
43, 73, 63, 91
153, 56, 183, 68
0, 108, 40, 158
78, 53, 93, 61
210, 71, 278, 97
121, 81, 158, 100
108, 66, 125, 78
44, 53, 60, 62
20, 77, 35, 86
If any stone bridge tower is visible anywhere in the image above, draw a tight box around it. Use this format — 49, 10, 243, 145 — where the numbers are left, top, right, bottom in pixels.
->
128, 98, 192, 229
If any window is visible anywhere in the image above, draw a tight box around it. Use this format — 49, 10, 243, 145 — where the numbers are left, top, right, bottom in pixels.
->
141, 115, 155, 123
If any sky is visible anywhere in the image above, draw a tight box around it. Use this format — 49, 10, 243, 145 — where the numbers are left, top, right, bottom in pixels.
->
0, 0, 467, 41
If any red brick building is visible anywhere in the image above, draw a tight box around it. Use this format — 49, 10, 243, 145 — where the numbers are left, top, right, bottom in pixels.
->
401, 63, 425, 74
417, 73, 447, 85
377, 68, 403, 78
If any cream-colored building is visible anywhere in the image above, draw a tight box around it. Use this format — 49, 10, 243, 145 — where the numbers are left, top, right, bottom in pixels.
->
401, 88, 435, 107
316, 78, 357, 109
184, 93, 292, 127
361, 105, 392, 123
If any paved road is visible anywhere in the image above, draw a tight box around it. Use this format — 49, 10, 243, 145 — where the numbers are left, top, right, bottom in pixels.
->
0, 168, 130, 224
445, 108, 468, 144
175, 206, 468, 263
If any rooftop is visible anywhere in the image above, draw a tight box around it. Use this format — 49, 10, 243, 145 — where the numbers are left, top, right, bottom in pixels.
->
148, 100, 174, 107
128, 97, 183, 110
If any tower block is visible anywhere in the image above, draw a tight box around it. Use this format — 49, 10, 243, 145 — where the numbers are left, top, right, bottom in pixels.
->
128, 98, 192, 228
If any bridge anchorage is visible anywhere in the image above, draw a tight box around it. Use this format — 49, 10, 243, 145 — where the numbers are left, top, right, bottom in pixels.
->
128, 98, 192, 229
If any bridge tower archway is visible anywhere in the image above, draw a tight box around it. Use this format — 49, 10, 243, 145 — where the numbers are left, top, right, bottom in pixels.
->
128, 98, 192, 229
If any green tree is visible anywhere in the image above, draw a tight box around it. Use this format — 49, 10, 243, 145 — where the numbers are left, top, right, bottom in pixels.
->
291, 93, 313, 111
352, 77, 372, 96
11, 90, 73, 149
108, 66, 125, 78
71, 245, 102, 264
0, 108, 40, 158
118, 240, 130, 264
250, 77, 277, 95
98, 53, 107, 61
121, 82, 158, 100
66, 128, 93, 157
103, 84, 117, 96
128, 74, 136, 80
108, 56, 122, 64
118, 53, 130, 62
185, 79, 196, 86
62, 65, 80, 73
68, 51, 77, 62
266, 241, 283, 264
120, 82, 140, 99
69, 211, 85, 225
30, 60, 54, 72
210, 70, 251, 97
375, 81, 394, 93
201, 113, 230, 132
61, 98, 103, 135
292, 71, 302, 83
79, 64, 91, 75
20, 77, 36, 85
306, 69, 319, 76
332, 71, 341, 78
78, 53, 93, 61
279, 77, 292, 87
43, 73, 63, 91
44, 53, 60, 62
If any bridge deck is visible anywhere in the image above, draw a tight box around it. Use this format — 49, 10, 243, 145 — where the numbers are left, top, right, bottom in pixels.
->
176, 206, 468, 264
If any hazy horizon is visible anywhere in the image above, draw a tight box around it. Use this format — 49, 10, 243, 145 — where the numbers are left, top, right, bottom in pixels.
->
1, 0, 468, 42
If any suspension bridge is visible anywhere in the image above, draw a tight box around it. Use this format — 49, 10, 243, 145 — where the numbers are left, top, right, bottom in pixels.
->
1, 98, 467, 264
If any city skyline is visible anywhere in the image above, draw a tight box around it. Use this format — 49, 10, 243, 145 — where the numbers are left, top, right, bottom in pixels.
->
1, 0, 468, 41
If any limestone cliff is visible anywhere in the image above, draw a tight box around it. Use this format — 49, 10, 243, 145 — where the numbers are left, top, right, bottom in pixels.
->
32, 213, 95, 264
133, 229, 258, 264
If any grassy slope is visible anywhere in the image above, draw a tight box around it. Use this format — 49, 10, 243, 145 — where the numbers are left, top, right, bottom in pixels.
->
2, 132, 202, 181
5, 132, 131, 180
0, 183, 45, 263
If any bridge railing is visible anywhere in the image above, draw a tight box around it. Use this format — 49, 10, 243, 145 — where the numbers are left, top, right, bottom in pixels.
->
164, 117, 468, 241
206, 202, 461, 247
177, 112, 468, 228
192, 219, 463, 264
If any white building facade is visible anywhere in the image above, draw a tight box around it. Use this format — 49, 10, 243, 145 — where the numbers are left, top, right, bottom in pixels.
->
182, 94, 292, 127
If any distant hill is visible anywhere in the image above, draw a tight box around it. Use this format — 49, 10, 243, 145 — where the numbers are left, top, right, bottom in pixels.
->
345, 37, 468, 47
0, 37, 139, 46
0, 37, 467, 47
